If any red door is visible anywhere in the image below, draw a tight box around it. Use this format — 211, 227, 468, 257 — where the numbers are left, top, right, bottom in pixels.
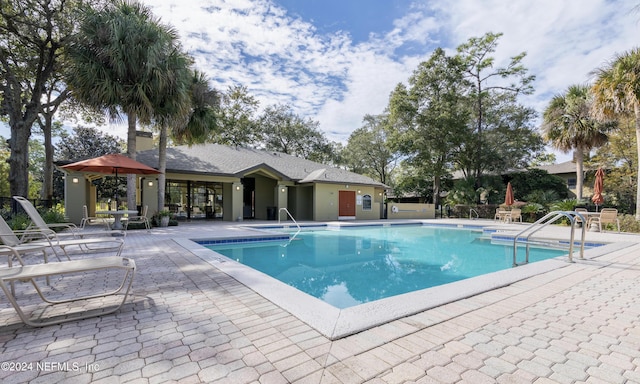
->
339, 190, 356, 216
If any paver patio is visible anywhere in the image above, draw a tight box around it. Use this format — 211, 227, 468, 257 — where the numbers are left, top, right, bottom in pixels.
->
0, 220, 639, 383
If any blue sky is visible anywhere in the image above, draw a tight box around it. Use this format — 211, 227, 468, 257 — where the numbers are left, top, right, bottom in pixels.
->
3, 0, 639, 163
145, 0, 639, 161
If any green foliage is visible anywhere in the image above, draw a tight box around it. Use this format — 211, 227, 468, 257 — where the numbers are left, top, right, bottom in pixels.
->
591, 117, 637, 214
151, 213, 178, 227
38, 204, 67, 224
210, 85, 261, 146
508, 169, 570, 202
343, 114, 398, 185
523, 190, 560, 207
6, 213, 31, 231
446, 178, 478, 205
591, 48, 640, 218
521, 203, 545, 222
549, 199, 580, 212
541, 84, 614, 200
57, 126, 124, 162
0, 0, 83, 197
260, 104, 336, 163
0, 140, 11, 197
387, 48, 469, 205
454, 32, 540, 188
171, 70, 220, 145
618, 214, 640, 233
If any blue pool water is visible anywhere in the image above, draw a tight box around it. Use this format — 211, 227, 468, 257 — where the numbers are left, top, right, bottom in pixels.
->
206, 225, 566, 309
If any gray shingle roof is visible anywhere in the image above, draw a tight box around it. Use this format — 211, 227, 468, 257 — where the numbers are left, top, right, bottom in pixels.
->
136, 144, 388, 188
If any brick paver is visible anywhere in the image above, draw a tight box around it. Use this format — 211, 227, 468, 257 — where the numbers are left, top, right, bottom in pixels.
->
0, 220, 639, 383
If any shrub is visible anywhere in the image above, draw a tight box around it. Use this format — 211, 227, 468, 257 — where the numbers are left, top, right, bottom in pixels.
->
7, 213, 31, 230
521, 203, 545, 222
39, 206, 67, 224
618, 214, 640, 233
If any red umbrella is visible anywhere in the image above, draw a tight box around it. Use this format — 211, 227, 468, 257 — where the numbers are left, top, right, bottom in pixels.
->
591, 168, 605, 211
504, 182, 515, 207
61, 153, 161, 206
61, 153, 161, 175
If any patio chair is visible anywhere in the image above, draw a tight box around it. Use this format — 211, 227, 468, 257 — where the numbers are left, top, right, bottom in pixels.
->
494, 208, 508, 222
13, 196, 122, 239
0, 214, 124, 261
588, 208, 620, 232
80, 205, 110, 230
0, 256, 136, 327
508, 208, 522, 223
124, 205, 151, 232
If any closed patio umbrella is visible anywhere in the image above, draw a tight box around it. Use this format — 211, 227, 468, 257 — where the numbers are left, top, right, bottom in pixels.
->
61, 153, 161, 207
504, 182, 514, 207
591, 168, 605, 212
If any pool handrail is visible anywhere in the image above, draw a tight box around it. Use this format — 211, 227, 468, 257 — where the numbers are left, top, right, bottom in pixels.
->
512, 210, 586, 267
278, 208, 301, 246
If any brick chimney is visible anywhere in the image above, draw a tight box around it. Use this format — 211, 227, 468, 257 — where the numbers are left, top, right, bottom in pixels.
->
136, 131, 154, 151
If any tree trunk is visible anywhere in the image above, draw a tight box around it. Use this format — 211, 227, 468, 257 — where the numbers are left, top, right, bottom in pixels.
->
433, 175, 441, 206
8, 121, 31, 198
41, 114, 54, 203
158, 125, 168, 213
574, 148, 584, 201
635, 104, 640, 220
126, 111, 137, 210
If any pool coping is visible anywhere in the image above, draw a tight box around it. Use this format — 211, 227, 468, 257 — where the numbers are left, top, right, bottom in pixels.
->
175, 222, 634, 340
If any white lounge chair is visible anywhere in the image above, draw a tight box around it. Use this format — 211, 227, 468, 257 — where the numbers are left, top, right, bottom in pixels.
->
13, 196, 123, 239
0, 214, 124, 261
0, 256, 136, 327
0, 244, 50, 295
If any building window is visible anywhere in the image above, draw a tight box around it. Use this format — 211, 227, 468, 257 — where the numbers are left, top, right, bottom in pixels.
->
567, 178, 576, 189
362, 194, 372, 210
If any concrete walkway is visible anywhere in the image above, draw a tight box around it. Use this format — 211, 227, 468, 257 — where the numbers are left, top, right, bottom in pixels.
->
0, 220, 639, 383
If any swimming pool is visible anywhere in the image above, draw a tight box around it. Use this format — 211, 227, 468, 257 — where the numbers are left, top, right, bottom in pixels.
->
206, 225, 566, 309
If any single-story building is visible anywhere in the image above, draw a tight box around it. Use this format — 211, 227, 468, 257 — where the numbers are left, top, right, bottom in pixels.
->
63, 132, 389, 224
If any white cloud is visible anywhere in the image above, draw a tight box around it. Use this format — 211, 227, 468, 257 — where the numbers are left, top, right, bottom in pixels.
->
3, 0, 632, 163
148, 0, 636, 144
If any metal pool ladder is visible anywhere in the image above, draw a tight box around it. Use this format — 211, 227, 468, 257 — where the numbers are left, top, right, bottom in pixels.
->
278, 208, 301, 246
511, 210, 587, 267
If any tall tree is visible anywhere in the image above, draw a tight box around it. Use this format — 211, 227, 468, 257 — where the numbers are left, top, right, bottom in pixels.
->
260, 104, 335, 163
343, 114, 398, 185
36, 80, 67, 202
591, 116, 637, 213
211, 85, 260, 147
57, 126, 124, 161
154, 65, 219, 213
67, 0, 181, 209
541, 84, 613, 200
0, 0, 82, 197
388, 48, 470, 206
455, 32, 535, 189
591, 48, 640, 219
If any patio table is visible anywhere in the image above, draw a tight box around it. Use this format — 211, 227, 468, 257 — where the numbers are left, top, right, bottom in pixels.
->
96, 210, 139, 230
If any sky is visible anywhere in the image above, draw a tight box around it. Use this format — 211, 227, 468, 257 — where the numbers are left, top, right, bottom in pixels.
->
3, 0, 640, 163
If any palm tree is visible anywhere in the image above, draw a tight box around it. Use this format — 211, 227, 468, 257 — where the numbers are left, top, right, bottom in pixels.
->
591, 48, 640, 219
153, 65, 219, 213
67, 0, 181, 209
541, 84, 613, 200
